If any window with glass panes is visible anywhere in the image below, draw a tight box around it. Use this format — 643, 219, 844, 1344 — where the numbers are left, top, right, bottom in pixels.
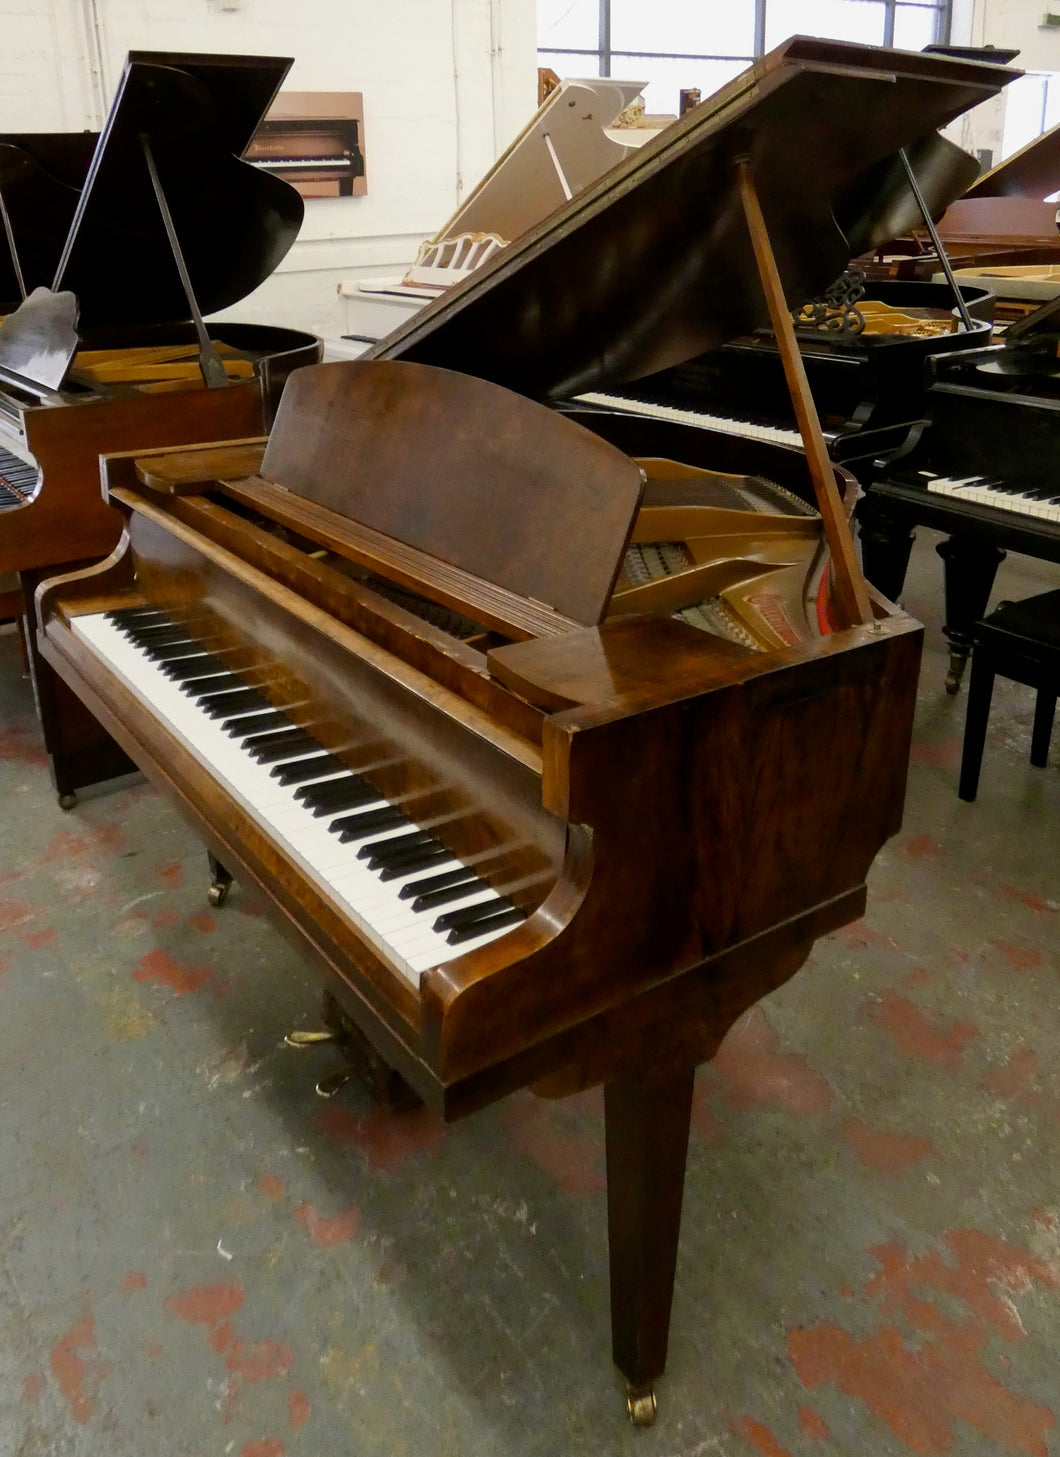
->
538, 0, 951, 115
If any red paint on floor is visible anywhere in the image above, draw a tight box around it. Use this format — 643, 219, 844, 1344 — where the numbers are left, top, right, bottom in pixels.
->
901, 967, 932, 990
50, 1314, 111, 1424
990, 941, 1046, 973
20, 1373, 43, 1405
788, 1229, 1060, 1455
838, 920, 898, 952
0, 729, 48, 767
257, 1174, 285, 1201
712, 1007, 832, 1116
730, 1414, 794, 1455
150, 908, 181, 930
41, 824, 123, 862
188, 912, 216, 933
160, 862, 183, 890
288, 1388, 310, 1429
997, 884, 1056, 914
225, 1337, 294, 1384
293, 1201, 361, 1248
0, 897, 36, 931
690, 1083, 727, 1142
902, 833, 941, 858
134, 949, 212, 995
122, 1272, 148, 1293
167, 1282, 245, 1326
502, 1096, 605, 1196
982, 1048, 1039, 1099
315, 1102, 445, 1172
19, 925, 54, 948
241, 1441, 284, 1457
841, 1118, 933, 1172
909, 737, 963, 770
798, 1405, 830, 1440
868, 990, 978, 1067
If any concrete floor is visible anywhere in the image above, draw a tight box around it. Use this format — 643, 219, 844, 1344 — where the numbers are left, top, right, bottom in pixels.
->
0, 530, 1057, 1457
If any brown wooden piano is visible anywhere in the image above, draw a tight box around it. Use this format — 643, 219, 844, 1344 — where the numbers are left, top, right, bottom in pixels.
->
0, 52, 322, 804
35, 38, 1010, 1423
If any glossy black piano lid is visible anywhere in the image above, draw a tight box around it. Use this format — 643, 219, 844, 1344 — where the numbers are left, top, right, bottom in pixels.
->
53, 52, 304, 329
0, 132, 97, 308
371, 37, 1017, 402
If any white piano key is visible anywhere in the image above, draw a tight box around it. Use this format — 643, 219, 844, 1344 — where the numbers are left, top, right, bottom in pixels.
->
71, 612, 524, 987
573, 392, 838, 448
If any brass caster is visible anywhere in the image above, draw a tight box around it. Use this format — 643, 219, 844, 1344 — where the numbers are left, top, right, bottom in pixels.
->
57, 793, 77, 811
206, 879, 230, 907
944, 651, 968, 697
626, 1385, 657, 1426
285, 1029, 340, 1049
315, 1067, 353, 1099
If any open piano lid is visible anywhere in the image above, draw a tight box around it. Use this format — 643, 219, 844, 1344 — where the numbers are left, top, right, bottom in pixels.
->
49, 51, 303, 332
0, 131, 97, 307
369, 37, 1017, 400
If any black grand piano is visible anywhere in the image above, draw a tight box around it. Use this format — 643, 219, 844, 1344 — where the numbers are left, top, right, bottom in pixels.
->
864, 294, 1060, 690
0, 51, 322, 802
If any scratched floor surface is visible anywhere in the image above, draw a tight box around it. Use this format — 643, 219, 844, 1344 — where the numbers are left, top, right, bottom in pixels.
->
0, 529, 1057, 1457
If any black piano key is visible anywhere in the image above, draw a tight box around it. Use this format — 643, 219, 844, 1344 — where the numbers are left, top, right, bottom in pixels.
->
409, 876, 488, 911
445, 905, 527, 946
399, 866, 479, 901
223, 709, 288, 736
275, 755, 349, 787
248, 729, 319, 762
333, 806, 409, 843
150, 639, 214, 661
268, 752, 329, 782
199, 687, 269, 718
109, 608, 169, 628
179, 673, 236, 695
123, 624, 188, 643
377, 845, 453, 881
306, 782, 384, 817
161, 653, 227, 679
360, 830, 433, 864
296, 768, 374, 800
433, 895, 508, 933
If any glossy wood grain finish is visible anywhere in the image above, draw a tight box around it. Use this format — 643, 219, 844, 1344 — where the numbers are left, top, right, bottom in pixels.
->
259, 361, 645, 628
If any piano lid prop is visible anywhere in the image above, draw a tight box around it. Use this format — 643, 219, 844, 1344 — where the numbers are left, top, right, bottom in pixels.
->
0, 52, 303, 394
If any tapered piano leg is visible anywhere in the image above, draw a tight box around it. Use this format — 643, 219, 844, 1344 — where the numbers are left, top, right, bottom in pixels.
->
855, 495, 917, 605
206, 852, 233, 907
936, 536, 1006, 696
604, 1068, 695, 1424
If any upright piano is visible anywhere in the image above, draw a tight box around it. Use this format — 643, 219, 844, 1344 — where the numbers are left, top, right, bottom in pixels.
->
864, 294, 1060, 689
35, 38, 1010, 1421
0, 52, 321, 802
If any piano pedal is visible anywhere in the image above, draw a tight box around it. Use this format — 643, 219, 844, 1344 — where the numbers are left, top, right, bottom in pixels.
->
625, 1384, 657, 1426
286, 1002, 422, 1111
206, 853, 232, 907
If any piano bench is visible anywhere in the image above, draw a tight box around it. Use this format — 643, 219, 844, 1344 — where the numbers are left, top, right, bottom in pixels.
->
959, 589, 1060, 802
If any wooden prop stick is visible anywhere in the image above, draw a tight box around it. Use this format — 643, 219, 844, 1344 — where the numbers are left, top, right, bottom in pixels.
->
736, 158, 873, 629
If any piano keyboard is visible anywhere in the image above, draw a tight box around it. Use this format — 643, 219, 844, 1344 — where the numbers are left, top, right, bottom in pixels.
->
921, 471, 1060, 524
574, 392, 838, 450
71, 607, 530, 987
0, 443, 39, 508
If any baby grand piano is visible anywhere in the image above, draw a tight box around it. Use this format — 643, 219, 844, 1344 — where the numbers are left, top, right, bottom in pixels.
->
35, 39, 1009, 1422
0, 52, 321, 803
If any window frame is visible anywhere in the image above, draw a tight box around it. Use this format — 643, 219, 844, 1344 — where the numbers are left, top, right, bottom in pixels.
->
538, 0, 952, 80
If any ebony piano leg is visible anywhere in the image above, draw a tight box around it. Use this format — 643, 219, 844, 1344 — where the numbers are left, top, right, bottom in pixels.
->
206, 852, 233, 907
20, 568, 136, 807
936, 536, 1006, 696
604, 1068, 695, 1424
855, 495, 917, 604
